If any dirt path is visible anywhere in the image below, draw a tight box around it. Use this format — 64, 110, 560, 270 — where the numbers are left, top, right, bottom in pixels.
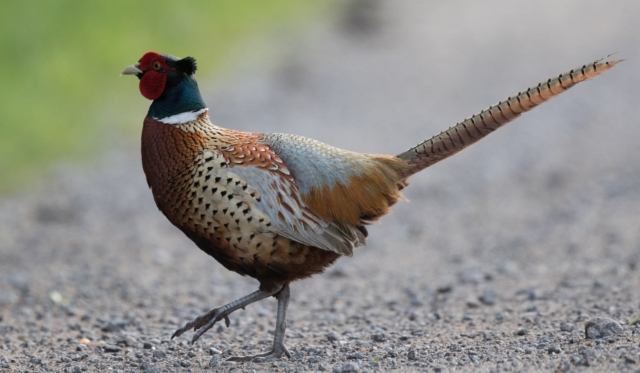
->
1, 1, 639, 372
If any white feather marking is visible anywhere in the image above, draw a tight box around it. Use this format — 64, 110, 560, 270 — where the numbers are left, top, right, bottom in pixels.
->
155, 108, 208, 125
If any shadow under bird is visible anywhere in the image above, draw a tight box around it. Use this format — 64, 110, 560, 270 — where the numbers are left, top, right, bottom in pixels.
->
122, 51, 620, 361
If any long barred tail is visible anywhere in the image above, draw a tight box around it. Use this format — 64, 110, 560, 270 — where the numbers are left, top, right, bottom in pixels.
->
397, 55, 622, 178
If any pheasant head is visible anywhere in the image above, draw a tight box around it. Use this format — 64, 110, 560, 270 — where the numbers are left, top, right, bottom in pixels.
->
122, 51, 205, 121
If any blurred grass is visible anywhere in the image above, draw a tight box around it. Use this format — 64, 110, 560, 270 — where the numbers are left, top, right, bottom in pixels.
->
0, 0, 329, 194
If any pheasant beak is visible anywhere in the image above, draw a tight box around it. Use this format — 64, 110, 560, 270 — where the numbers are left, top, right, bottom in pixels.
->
121, 63, 143, 76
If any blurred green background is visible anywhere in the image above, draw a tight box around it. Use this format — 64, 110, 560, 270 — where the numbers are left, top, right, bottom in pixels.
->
0, 0, 328, 194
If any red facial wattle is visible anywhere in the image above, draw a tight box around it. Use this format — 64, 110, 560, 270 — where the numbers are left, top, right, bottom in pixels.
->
137, 52, 174, 100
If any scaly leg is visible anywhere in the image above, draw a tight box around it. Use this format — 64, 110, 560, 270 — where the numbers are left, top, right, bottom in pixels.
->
171, 285, 283, 344
228, 284, 291, 362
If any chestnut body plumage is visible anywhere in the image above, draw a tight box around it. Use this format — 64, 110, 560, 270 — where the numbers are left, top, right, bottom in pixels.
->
123, 51, 619, 361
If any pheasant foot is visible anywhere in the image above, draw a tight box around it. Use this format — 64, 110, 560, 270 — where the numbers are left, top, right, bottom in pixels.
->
171, 285, 283, 344
227, 344, 291, 362
226, 284, 291, 362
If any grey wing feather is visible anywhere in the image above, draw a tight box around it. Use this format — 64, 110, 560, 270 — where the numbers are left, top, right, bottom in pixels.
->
229, 166, 365, 256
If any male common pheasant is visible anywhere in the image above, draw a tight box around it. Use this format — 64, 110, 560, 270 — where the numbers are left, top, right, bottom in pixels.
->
122, 51, 619, 361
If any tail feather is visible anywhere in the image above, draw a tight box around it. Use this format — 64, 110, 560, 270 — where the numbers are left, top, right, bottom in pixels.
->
397, 55, 622, 178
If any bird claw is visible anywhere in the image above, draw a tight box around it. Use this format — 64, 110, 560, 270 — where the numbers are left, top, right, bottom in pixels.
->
170, 288, 281, 344
226, 344, 291, 362
171, 306, 232, 343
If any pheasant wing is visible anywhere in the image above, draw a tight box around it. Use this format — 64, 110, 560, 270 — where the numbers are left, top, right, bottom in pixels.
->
228, 165, 364, 256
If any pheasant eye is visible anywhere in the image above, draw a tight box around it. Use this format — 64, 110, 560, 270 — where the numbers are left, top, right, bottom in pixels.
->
152, 61, 162, 71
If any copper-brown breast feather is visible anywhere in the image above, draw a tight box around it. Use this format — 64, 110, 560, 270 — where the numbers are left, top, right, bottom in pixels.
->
141, 117, 209, 220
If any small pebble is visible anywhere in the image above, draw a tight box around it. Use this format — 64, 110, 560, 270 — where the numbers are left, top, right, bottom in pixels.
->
152, 350, 167, 359
557, 358, 571, 372
117, 335, 136, 347
340, 362, 360, 372
103, 344, 121, 353
209, 355, 220, 366
143, 342, 153, 349
579, 346, 597, 359
585, 317, 623, 339
466, 300, 480, 308
623, 355, 636, 364
180, 360, 191, 367
548, 345, 561, 354
326, 331, 340, 342
570, 354, 583, 365
371, 333, 386, 342
483, 331, 494, 341
514, 329, 527, 336
560, 322, 575, 332
101, 319, 127, 332
479, 289, 497, 305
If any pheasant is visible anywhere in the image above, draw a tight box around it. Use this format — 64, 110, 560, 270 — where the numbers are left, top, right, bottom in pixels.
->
122, 51, 619, 361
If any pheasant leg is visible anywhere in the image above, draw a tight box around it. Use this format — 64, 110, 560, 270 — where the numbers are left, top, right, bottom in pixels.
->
171, 285, 283, 344
228, 284, 291, 362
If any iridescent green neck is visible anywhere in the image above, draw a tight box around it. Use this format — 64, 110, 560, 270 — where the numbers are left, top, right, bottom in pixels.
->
148, 75, 206, 120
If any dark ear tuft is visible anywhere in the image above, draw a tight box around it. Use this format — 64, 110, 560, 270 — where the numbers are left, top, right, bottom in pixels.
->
176, 57, 197, 75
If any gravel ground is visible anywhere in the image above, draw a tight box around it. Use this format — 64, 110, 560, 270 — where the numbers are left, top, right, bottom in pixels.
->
2, 1, 640, 372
